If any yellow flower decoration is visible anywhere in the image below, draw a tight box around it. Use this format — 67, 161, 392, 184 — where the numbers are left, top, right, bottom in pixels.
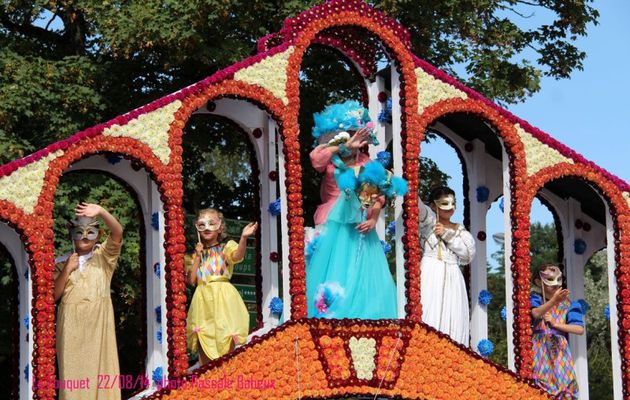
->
103, 100, 182, 164
0, 151, 64, 214
515, 124, 574, 176
234, 47, 295, 105
415, 68, 467, 114
348, 336, 376, 380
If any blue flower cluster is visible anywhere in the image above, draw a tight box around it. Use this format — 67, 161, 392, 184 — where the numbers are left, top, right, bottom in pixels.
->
604, 304, 610, 320
574, 239, 587, 255
151, 212, 159, 231
155, 306, 162, 324
386, 221, 396, 236
156, 327, 163, 344
476, 186, 490, 202
381, 240, 392, 254
500, 306, 507, 321
478, 289, 493, 306
154, 262, 161, 279
378, 98, 392, 124
268, 198, 281, 217
269, 297, 283, 314
152, 366, 163, 386
477, 339, 494, 357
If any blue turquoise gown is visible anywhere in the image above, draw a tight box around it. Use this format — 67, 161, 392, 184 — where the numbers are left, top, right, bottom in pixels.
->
305, 185, 398, 319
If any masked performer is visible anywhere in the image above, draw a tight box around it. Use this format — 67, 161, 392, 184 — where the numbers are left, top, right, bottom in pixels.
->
306, 100, 407, 319
54, 203, 124, 400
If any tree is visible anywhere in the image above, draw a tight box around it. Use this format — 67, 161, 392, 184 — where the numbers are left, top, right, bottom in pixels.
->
0, 1, 599, 164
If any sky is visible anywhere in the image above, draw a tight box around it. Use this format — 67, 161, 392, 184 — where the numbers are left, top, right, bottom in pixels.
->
422, 0, 629, 268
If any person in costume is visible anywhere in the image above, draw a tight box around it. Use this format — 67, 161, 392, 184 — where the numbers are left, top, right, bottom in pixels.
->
419, 186, 475, 345
54, 203, 124, 400
531, 263, 584, 399
306, 100, 407, 319
186, 208, 257, 364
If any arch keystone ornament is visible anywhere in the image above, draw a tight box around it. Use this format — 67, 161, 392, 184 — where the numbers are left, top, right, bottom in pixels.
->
233, 47, 295, 105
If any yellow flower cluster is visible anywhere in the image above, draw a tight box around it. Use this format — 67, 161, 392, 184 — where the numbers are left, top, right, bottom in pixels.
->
234, 47, 295, 105
515, 123, 574, 176
0, 150, 63, 213
415, 67, 467, 114
348, 336, 376, 380
103, 100, 182, 164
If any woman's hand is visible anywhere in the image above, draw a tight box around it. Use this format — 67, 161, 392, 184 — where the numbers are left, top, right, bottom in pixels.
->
356, 219, 376, 233
65, 253, 79, 273
345, 128, 370, 151
195, 242, 203, 257
241, 222, 258, 238
75, 202, 102, 218
550, 288, 570, 304
434, 222, 445, 237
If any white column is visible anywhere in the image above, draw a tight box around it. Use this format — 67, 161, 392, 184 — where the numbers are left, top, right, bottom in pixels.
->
467, 140, 489, 350
367, 76, 388, 238
260, 117, 280, 327
606, 206, 623, 400
501, 145, 516, 371
390, 66, 405, 318
0, 223, 32, 400
561, 199, 589, 399
277, 136, 291, 320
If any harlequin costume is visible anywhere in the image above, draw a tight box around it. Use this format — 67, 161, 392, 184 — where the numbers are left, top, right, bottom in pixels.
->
54, 216, 122, 400
305, 101, 407, 319
186, 240, 249, 359
531, 266, 584, 399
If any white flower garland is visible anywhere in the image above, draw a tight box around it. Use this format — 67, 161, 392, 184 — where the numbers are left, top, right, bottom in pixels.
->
0, 150, 64, 213
415, 68, 467, 114
515, 124, 574, 176
234, 47, 295, 105
103, 100, 182, 164
348, 336, 376, 380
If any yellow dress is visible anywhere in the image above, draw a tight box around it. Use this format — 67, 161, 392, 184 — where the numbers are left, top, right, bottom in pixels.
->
54, 236, 122, 400
186, 240, 250, 360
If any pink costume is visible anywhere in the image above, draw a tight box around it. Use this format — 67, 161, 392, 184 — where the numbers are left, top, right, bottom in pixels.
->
310, 146, 382, 225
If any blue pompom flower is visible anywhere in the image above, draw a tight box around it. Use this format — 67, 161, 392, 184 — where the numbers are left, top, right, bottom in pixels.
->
156, 327, 163, 344
154, 262, 161, 279
500, 306, 507, 321
381, 240, 392, 254
268, 198, 281, 217
152, 366, 164, 386
386, 221, 396, 236
574, 239, 587, 255
476, 186, 490, 202
478, 290, 493, 306
605, 304, 610, 320
155, 306, 161, 324
477, 339, 494, 357
151, 212, 159, 231
23, 315, 29, 330
269, 297, 283, 314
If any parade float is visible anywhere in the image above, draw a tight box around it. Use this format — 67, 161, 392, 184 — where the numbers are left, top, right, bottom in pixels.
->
1, 0, 629, 398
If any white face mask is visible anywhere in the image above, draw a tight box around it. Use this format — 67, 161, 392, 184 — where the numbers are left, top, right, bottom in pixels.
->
195, 217, 221, 232
540, 266, 563, 287
434, 194, 455, 211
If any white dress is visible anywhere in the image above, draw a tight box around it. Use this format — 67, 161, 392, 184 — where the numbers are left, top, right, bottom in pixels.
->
419, 201, 476, 346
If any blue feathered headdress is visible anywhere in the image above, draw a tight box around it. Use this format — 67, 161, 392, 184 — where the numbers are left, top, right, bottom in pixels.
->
312, 100, 371, 139
358, 161, 409, 199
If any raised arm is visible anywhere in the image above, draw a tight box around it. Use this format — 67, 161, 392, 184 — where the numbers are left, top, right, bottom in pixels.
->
76, 203, 123, 243
232, 222, 258, 262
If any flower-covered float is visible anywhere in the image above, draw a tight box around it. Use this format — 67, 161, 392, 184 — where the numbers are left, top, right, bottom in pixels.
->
0, 0, 628, 399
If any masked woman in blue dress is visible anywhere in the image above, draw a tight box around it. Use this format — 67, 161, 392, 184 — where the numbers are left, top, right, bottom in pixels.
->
305, 100, 407, 319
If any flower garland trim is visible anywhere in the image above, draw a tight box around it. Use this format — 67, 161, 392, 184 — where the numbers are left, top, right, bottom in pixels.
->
415, 67, 467, 114
102, 100, 182, 164
0, 150, 64, 214
514, 123, 574, 176
234, 47, 295, 105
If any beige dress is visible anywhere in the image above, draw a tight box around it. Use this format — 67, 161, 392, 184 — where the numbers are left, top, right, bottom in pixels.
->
54, 237, 122, 400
